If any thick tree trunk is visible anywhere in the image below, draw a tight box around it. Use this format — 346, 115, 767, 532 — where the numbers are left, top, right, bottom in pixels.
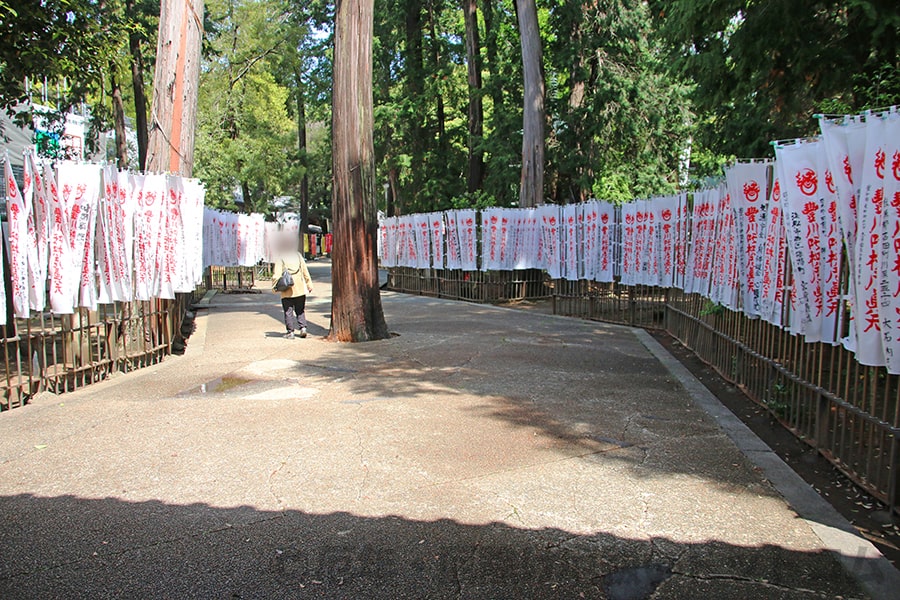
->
426, 0, 446, 146
146, 0, 204, 176
463, 0, 484, 192
515, 0, 545, 207
126, 0, 150, 171
568, 12, 588, 202
297, 77, 309, 234
481, 0, 504, 115
389, 167, 401, 216
110, 67, 129, 169
329, 0, 389, 343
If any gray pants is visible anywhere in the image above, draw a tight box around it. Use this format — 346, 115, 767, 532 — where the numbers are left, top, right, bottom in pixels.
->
281, 296, 308, 332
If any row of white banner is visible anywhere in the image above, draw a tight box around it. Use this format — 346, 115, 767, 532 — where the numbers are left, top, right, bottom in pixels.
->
201, 210, 300, 268
379, 107, 900, 373
2, 153, 206, 324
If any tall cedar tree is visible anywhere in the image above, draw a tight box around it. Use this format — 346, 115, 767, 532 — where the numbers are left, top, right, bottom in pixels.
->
329, 0, 390, 342
146, 0, 204, 176
515, 0, 545, 207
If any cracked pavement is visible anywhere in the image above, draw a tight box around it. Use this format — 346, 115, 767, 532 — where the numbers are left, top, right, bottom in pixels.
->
0, 260, 892, 599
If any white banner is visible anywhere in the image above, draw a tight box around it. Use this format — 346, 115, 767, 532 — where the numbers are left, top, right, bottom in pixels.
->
457, 210, 478, 271
877, 112, 900, 371
725, 161, 770, 316
595, 202, 615, 283
21, 153, 44, 311
563, 204, 578, 280
57, 162, 101, 311
5, 154, 28, 318
539, 205, 562, 279
429, 212, 444, 269
414, 213, 431, 269
445, 212, 461, 270
656, 195, 679, 288
850, 117, 888, 366
776, 143, 822, 338
758, 177, 788, 327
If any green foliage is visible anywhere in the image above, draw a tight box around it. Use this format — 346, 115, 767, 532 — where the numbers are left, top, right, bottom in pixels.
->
0, 0, 114, 118
449, 189, 504, 210
651, 0, 900, 167
193, 0, 334, 217
546, 0, 691, 203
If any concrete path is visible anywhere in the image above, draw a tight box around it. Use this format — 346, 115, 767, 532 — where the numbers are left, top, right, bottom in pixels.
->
0, 260, 896, 599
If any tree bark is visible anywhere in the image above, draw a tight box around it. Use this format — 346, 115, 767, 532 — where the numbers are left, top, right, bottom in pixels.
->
110, 66, 129, 169
515, 0, 545, 207
297, 75, 309, 234
426, 0, 446, 146
146, 0, 204, 176
463, 0, 484, 192
481, 0, 504, 116
126, 0, 150, 171
329, 0, 389, 343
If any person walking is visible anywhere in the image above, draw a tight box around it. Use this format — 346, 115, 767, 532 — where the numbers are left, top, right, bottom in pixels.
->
272, 237, 314, 339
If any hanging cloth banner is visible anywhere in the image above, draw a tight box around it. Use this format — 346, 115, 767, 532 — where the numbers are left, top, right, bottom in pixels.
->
519, 208, 541, 270
656, 195, 679, 289
708, 186, 738, 309
445, 212, 461, 270
429, 212, 445, 269
133, 173, 166, 301
645, 199, 661, 287
457, 209, 478, 271
4, 154, 28, 318
634, 200, 649, 286
595, 202, 615, 283
381, 217, 398, 268
725, 161, 770, 316
157, 175, 184, 299
672, 193, 689, 290
97, 165, 120, 304
481, 208, 502, 271
180, 178, 205, 292
820, 154, 844, 344
414, 213, 431, 269
775, 143, 823, 339
878, 111, 900, 372
55, 162, 101, 311
46, 163, 77, 314
579, 202, 597, 281
685, 189, 713, 295
620, 202, 637, 286
26, 152, 49, 311
563, 204, 578, 280
501, 209, 515, 270
849, 117, 888, 366
539, 205, 562, 279
395, 216, 410, 268
819, 116, 867, 353
21, 153, 43, 312
511, 209, 527, 270
758, 176, 787, 326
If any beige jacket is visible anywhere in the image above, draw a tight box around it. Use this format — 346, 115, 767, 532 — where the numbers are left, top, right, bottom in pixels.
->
272, 252, 313, 298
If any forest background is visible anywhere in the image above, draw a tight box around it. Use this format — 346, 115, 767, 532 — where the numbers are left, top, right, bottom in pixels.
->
1, 0, 898, 226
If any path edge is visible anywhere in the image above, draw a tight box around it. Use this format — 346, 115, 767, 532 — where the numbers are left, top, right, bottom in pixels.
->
633, 327, 900, 600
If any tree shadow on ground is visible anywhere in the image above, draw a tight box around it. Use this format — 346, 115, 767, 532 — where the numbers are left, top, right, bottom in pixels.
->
274, 293, 760, 495
0, 494, 871, 599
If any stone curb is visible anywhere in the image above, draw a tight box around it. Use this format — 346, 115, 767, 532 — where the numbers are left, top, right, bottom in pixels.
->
633, 328, 900, 600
